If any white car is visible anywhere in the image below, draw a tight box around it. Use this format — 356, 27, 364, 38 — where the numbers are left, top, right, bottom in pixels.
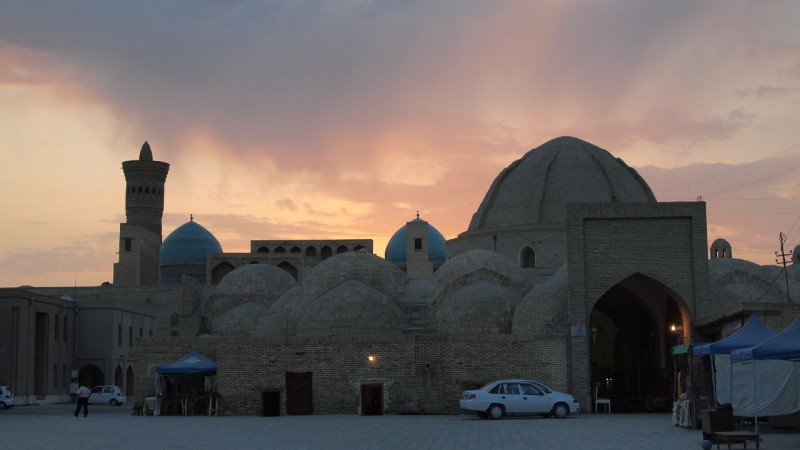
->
89, 385, 126, 406
0, 385, 14, 409
460, 379, 580, 419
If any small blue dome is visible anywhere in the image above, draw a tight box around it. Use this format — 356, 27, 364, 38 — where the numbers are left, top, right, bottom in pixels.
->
161, 219, 222, 264
385, 217, 447, 266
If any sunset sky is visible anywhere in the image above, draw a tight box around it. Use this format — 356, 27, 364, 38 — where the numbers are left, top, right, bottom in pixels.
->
1, 1, 799, 287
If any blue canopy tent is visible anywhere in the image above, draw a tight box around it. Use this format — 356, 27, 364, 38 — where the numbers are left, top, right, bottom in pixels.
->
692, 316, 777, 407
731, 316, 800, 361
153, 351, 218, 415
693, 316, 776, 357
730, 316, 800, 432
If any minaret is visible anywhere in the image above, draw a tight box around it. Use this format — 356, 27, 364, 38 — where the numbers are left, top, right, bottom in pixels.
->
113, 142, 170, 286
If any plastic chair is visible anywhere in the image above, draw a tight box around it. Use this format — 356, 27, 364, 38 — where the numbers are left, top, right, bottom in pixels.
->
595, 384, 611, 414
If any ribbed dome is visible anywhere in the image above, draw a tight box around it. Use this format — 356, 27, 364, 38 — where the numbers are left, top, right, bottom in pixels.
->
161, 219, 222, 264
468, 136, 656, 230
385, 217, 447, 266
303, 251, 407, 302
215, 264, 296, 297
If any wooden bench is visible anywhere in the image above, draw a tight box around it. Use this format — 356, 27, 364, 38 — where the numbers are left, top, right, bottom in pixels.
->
713, 431, 761, 450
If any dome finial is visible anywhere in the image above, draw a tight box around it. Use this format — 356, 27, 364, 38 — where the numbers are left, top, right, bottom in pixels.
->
416, 210, 420, 219
190, 214, 194, 221
139, 141, 153, 161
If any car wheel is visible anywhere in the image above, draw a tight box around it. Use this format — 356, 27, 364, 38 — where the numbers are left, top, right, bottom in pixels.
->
0, 402, 7, 410
551, 402, 569, 418
110, 399, 120, 406
477, 412, 489, 419
488, 404, 505, 420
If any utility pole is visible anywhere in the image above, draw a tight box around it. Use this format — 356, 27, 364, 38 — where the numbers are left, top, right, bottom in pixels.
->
775, 232, 792, 303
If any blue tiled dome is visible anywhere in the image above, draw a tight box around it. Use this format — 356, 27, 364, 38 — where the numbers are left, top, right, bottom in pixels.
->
385, 217, 447, 266
161, 219, 222, 264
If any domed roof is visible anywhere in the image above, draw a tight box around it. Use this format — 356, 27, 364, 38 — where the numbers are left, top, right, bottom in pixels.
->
711, 238, 731, 247
215, 264, 296, 297
434, 281, 519, 334
708, 258, 788, 304
161, 218, 222, 264
467, 136, 656, 230
302, 251, 407, 302
433, 249, 530, 295
385, 216, 447, 266
296, 280, 409, 336
512, 267, 569, 336
202, 264, 297, 318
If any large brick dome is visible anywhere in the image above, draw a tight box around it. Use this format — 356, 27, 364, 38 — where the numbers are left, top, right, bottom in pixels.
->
467, 136, 655, 231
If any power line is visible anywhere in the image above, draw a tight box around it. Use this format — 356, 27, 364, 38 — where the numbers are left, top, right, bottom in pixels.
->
657, 141, 800, 193
702, 164, 800, 198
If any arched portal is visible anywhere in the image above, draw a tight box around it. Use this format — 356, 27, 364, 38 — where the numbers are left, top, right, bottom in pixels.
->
126, 366, 134, 396
588, 273, 688, 413
79, 364, 104, 388
114, 365, 123, 388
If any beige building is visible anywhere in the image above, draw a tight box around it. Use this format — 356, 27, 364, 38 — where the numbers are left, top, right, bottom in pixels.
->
0, 289, 76, 405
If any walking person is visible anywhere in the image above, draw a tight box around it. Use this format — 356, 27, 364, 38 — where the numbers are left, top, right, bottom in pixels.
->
75, 385, 91, 417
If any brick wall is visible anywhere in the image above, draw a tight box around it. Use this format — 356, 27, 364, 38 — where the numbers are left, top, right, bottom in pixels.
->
133, 334, 568, 416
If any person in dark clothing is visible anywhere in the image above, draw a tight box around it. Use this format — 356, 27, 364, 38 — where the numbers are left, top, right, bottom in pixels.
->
74, 386, 90, 417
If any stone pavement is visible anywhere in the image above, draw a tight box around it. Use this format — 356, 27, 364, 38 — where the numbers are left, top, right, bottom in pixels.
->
1, 403, 798, 450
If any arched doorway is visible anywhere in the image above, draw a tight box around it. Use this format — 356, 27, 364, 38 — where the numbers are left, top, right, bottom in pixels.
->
78, 364, 104, 388
589, 273, 688, 413
126, 366, 134, 396
114, 365, 123, 388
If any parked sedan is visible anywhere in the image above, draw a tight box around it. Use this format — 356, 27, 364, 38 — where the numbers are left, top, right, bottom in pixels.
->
88, 385, 126, 406
460, 379, 580, 419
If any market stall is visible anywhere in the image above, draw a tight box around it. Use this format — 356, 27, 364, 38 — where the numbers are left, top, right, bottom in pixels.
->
154, 350, 219, 416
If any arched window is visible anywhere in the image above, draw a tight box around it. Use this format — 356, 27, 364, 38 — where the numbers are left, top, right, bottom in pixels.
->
336, 245, 348, 254
321, 246, 332, 259
305, 246, 317, 257
354, 245, 365, 252
520, 246, 536, 269
257, 246, 270, 253
290, 246, 301, 253
275, 246, 286, 253
277, 262, 298, 281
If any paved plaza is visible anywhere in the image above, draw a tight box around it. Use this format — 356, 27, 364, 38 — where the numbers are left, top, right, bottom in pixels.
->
1, 403, 798, 450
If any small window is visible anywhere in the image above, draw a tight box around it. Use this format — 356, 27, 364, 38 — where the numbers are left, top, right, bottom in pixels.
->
117, 324, 122, 346
128, 326, 133, 347
124, 238, 132, 252
55, 314, 59, 339
520, 246, 536, 269
414, 238, 422, 251
520, 383, 542, 395
275, 246, 286, 253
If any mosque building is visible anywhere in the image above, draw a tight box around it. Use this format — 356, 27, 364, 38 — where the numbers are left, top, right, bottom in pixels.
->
2, 136, 799, 414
